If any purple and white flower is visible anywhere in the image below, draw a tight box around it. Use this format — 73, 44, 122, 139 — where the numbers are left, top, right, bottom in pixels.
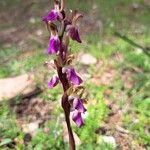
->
72, 110, 84, 127
73, 97, 86, 113
42, 1, 63, 22
42, 10, 63, 22
48, 75, 59, 88
47, 35, 60, 54
43, 1, 86, 131
67, 68, 82, 85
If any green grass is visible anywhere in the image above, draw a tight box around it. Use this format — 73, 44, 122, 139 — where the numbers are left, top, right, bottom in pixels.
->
0, 48, 47, 78
28, 121, 68, 150
0, 100, 24, 149
108, 37, 150, 147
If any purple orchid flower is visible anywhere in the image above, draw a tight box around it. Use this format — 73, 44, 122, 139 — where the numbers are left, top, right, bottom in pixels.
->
48, 35, 60, 54
42, 1, 63, 22
42, 10, 63, 22
72, 111, 84, 127
73, 98, 86, 113
67, 68, 82, 85
66, 25, 82, 43
48, 75, 59, 88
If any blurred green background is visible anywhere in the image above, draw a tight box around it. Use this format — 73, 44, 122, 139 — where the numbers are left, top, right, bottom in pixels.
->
0, 0, 150, 149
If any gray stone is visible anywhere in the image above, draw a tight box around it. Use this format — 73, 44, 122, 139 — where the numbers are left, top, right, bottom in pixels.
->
79, 53, 97, 65
98, 136, 117, 148
0, 74, 36, 100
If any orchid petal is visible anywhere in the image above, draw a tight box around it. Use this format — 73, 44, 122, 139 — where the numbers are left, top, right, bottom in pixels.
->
73, 98, 86, 113
48, 75, 59, 88
47, 35, 60, 54
42, 10, 58, 22
42, 10, 63, 22
72, 111, 84, 127
67, 25, 81, 43
67, 68, 82, 85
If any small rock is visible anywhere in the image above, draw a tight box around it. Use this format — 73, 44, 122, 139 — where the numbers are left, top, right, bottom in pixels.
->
29, 17, 36, 24
22, 121, 40, 136
79, 53, 97, 65
135, 48, 142, 54
132, 3, 140, 9
36, 29, 43, 36
92, 4, 98, 9
0, 74, 36, 100
98, 136, 116, 148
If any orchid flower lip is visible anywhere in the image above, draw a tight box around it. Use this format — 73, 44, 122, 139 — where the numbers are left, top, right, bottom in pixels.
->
73, 97, 86, 113
67, 68, 83, 85
42, 10, 57, 22
72, 110, 84, 128
48, 75, 59, 89
42, 8, 63, 22
66, 25, 82, 43
47, 35, 60, 54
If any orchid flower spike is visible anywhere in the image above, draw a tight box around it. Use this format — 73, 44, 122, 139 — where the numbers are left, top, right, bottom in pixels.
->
48, 34, 60, 54
43, 1, 87, 149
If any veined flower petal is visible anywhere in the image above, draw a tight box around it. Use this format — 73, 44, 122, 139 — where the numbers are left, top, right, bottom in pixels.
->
48, 75, 59, 88
67, 68, 82, 85
72, 111, 84, 127
66, 25, 81, 43
73, 98, 86, 113
42, 10, 63, 22
42, 10, 57, 22
47, 35, 60, 54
